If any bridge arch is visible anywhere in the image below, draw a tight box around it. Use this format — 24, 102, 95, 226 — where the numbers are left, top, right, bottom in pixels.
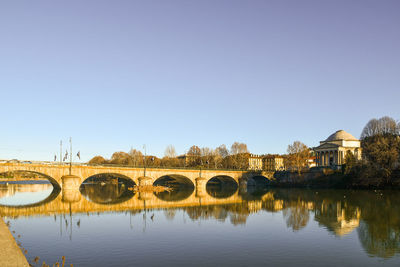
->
80, 173, 136, 205
153, 174, 195, 202
206, 175, 238, 199
0, 170, 61, 189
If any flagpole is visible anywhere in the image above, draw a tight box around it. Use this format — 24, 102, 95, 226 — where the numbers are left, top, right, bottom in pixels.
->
69, 137, 72, 175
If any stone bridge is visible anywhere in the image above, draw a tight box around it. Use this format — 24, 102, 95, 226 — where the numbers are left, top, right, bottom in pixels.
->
0, 163, 274, 201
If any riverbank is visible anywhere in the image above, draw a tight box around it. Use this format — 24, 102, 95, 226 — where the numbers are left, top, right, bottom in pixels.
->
0, 218, 29, 267
271, 169, 400, 189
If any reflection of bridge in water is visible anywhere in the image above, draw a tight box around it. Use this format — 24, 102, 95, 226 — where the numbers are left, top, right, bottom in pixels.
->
0, 186, 253, 218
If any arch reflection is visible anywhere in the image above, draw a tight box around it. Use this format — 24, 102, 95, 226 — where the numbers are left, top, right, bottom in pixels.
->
0, 180, 60, 208
80, 173, 136, 205
206, 176, 238, 199
153, 175, 194, 201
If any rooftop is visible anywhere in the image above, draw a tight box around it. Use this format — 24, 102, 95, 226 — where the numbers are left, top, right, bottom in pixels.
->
325, 130, 359, 142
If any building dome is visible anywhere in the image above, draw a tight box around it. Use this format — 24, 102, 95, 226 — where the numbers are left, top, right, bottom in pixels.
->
325, 130, 358, 142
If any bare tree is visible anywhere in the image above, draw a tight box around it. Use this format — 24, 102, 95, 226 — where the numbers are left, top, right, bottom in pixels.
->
187, 145, 201, 166
230, 142, 249, 169
230, 142, 248, 155
129, 148, 143, 166
216, 145, 229, 157
164, 145, 177, 158
286, 141, 310, 175
361, 116, 399, 139
201, 147, 214, 168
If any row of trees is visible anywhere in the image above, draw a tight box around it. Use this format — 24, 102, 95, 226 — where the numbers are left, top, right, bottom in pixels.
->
88, 142, 251, 169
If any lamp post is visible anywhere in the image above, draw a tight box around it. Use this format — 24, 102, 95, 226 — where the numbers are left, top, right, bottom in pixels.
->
143, 145, 146, 177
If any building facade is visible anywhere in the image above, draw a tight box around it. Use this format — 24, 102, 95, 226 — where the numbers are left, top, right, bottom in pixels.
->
314, 130, 362, 167
248, 154, 263, 170
263, 156, 285, 171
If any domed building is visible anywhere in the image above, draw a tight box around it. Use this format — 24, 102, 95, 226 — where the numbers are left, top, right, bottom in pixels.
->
314, 130, 361, 167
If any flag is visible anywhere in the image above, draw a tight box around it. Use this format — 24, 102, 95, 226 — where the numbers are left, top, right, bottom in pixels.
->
63, 150, 68, 161
77, 151, 80, 160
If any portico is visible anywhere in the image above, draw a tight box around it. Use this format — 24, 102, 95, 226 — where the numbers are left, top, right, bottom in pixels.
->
314, 130, 361, 167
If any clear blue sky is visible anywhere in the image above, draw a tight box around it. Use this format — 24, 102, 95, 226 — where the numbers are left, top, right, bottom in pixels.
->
0, 0, 399, 162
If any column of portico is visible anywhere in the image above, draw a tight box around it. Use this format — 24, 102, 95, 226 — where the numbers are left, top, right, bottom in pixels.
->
333, 151, 337, 165
320, 152, 323, 166
321, 152, 324, 166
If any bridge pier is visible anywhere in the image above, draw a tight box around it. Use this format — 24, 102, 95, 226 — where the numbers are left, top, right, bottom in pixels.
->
195, 177, 207, 198
138, 177, 153, 200
61, 175, 82, 203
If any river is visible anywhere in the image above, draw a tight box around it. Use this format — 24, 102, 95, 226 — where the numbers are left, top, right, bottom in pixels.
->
1, 181, 400, 266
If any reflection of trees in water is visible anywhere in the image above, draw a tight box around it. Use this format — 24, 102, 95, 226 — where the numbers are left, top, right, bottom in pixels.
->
185, 205, 229, 222
354, 191, 400, 258
282, 203, 310, 231
80, 174, 135, 205
163, 209, 177, 221
358, 221, 400, 258
184, 203, 255, 225
270, 189, 400, 259
206, 177, 238, 199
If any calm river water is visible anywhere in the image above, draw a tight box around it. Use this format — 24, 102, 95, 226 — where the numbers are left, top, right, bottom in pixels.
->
1, 180, 400, 266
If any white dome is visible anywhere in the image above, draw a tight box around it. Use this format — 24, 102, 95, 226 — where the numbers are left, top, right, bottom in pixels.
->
325, 130, 358, 142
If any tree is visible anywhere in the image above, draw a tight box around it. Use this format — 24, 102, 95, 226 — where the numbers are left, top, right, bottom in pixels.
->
164, 145, 177, 158
362, 134, 400, 180
110, 151, 132, 165
216, 144, 229, 158
88, 156, 106, 165
361, 116, 399, 139
201, 147, 214, 168
286, 141, 310, 175
187, 145, 201, 167
129, 148, 143, 166
230, 142, 248, 155
230, 142, 249, 169
344, 150, 357, 174
361, 116, 400, 182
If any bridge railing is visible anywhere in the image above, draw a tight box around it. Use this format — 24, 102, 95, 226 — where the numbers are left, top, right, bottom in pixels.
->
0, 161, 273, 173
